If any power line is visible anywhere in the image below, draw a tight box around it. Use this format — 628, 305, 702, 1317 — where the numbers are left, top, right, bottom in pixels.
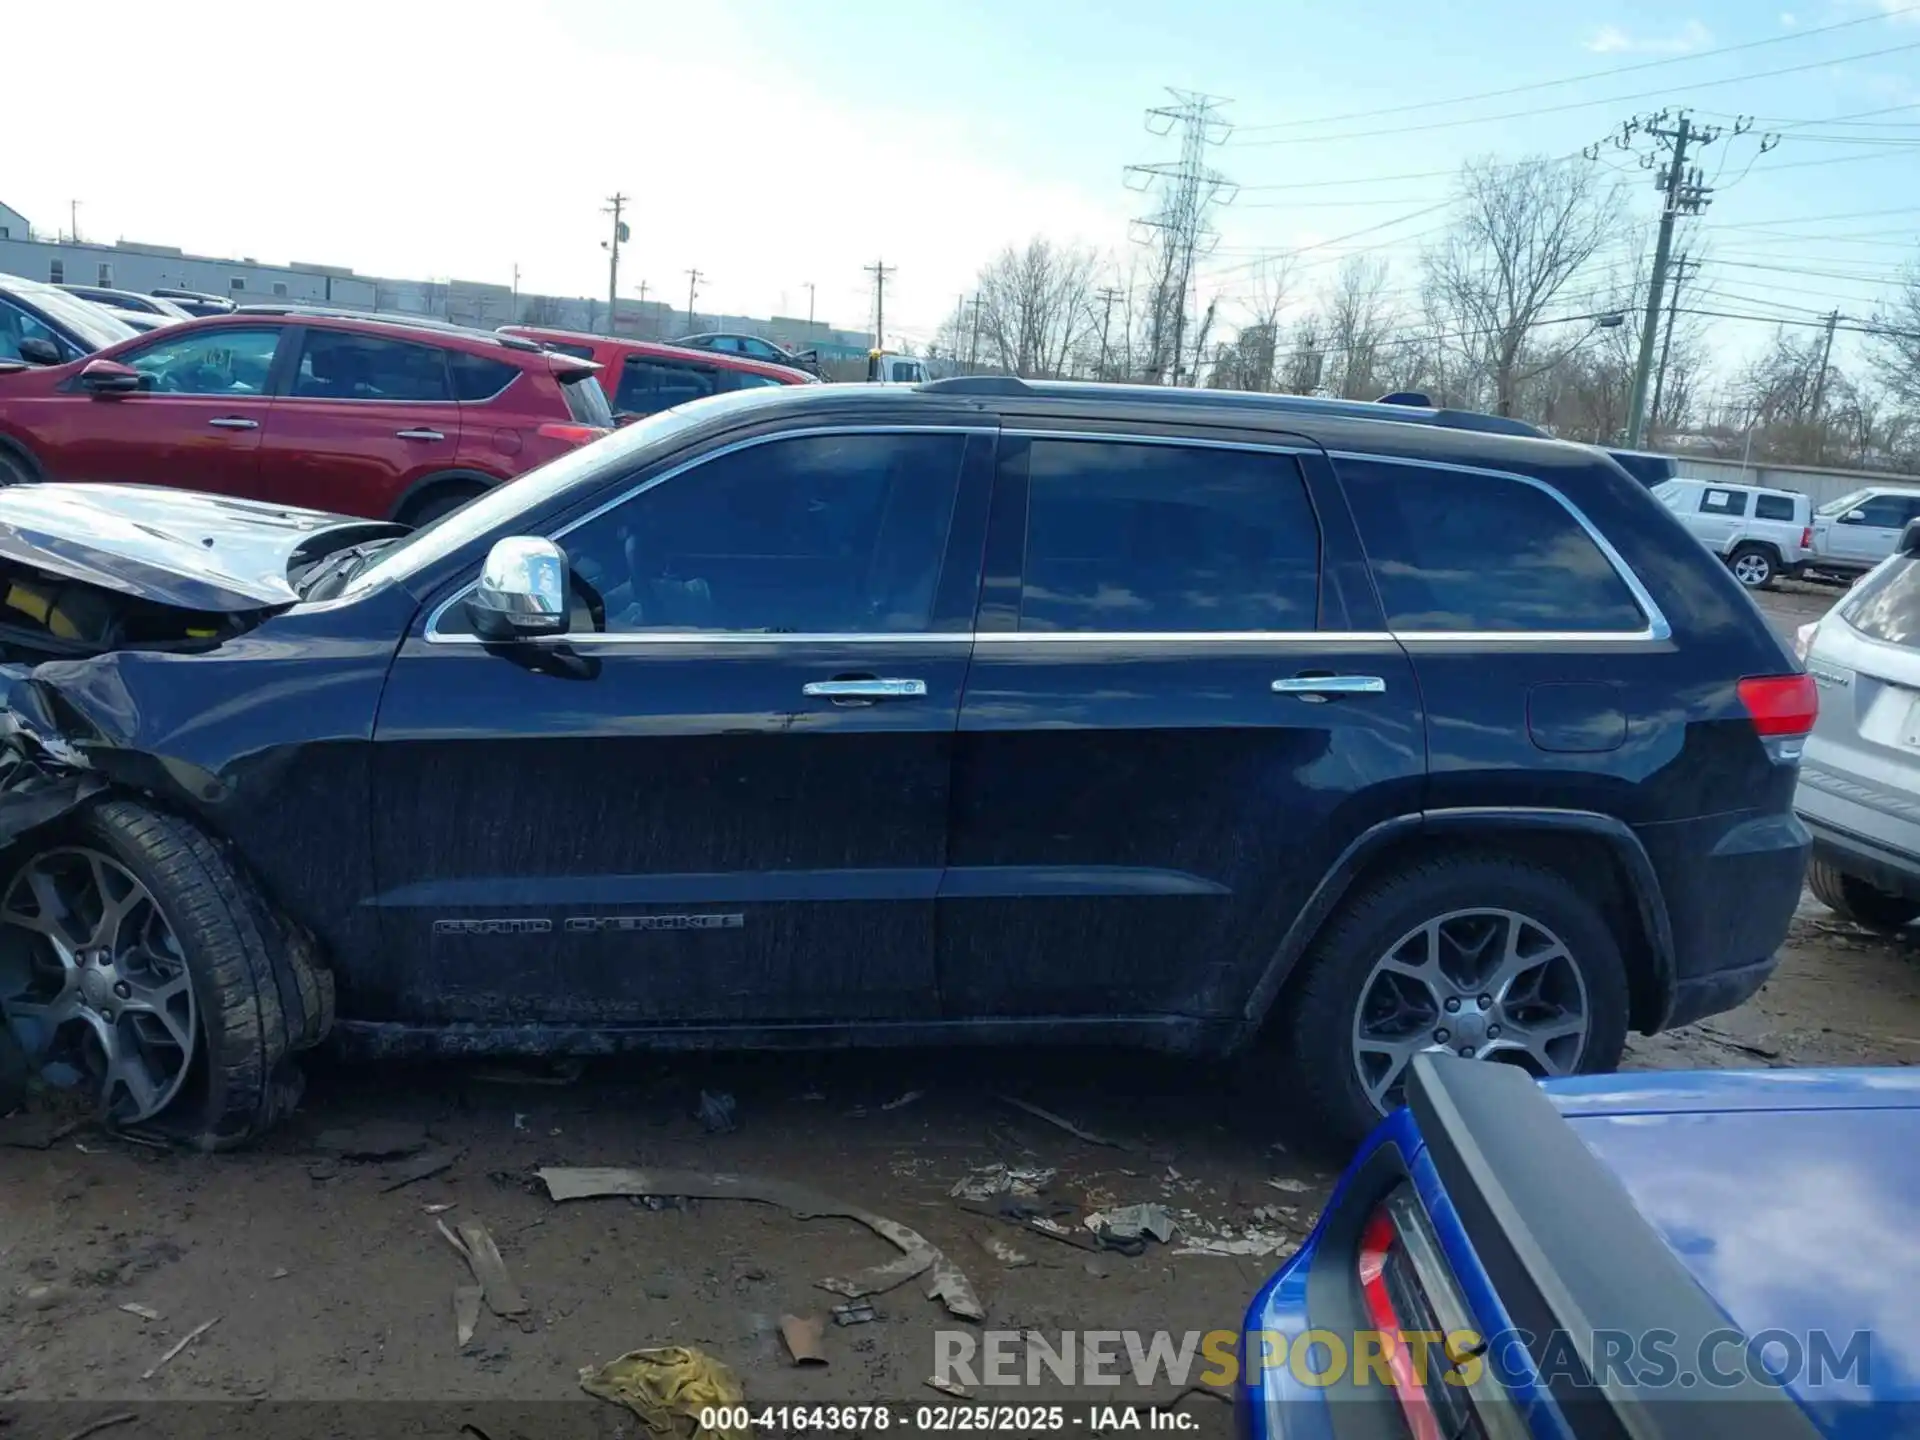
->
1234, 5, 1920, 134
1227, 38, 1920, 148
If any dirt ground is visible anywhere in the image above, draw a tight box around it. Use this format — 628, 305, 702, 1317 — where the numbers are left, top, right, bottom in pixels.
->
2, 580, 1913, 1430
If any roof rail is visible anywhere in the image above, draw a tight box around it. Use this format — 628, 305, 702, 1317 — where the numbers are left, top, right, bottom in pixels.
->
916, 376, 1542, 438
233, 304, 543, 351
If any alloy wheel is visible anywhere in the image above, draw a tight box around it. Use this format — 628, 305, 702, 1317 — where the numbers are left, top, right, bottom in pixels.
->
1732, 553, 1772, 587
1350, 906, 1589, 1113
0, 848, 198, 1125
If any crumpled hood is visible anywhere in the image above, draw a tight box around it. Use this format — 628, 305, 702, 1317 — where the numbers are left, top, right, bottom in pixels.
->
0, 483, 403, 613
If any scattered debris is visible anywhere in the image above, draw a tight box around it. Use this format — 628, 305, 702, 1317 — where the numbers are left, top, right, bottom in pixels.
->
512, 1113, 528, 1132
983, 1236, 1033, 1268
925, 1375, 970, 1400
956, 1191, 1103, 1254
780, 1313, 828, 1366
0, 1111, 82, 1150
313, 1120, 430, 1160
880, 1090, 925, 1111
996, 1095, 1124, 1148
141, 1315, 220, 1381
695, 1090, 738, 1134
949, 1163, 1056, 1202
306, 1159, 341, 1183
1698, 1025, 1783, 1061
1265, 1177, 1312, 1194
1084, 1259, 1111, 1280
117, 1303, 161, 1322
579, 1346, 749, 1440
1174, 1230, 1297, 1259
55, 1413, 136, 1440
831, 1300, 877, 1326
454, 1285, 482, 1349
382, 1147, 460, 1193
268, 1268, 290, 1280
1086, 1202, 1177, 1247
468, 1057, 586, 1086
22, 1283, 70, 1310
422, 1203, 458, 1215
537, 1166, 984, 1320
445, 1221, 528, 1317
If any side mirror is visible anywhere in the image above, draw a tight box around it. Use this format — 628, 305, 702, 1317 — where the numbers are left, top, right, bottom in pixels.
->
77, 359, 142, 396
1845, 509, 1867, 523
17, 337, 63, 366
466, 536, 569, 641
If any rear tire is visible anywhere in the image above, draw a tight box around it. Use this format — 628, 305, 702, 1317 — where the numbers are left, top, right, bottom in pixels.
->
0, 799, 329, 1149
0, 447, 37, 487
1274, 853, 1630, 1148
1807, 857, 1920, 931
398, 484, 484, 527
1728, 544, 1776, 590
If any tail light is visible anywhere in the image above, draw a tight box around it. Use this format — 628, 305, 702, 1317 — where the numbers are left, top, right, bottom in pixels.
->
536, 422, 608, 446
1358, 1209, 1445, 1440
1801, 526, 1813, 550
1738, 672, 1818, 763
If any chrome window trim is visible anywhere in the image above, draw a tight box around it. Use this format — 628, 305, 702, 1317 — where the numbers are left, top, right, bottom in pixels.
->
417, 424, 1671, 649
422, 424, 995, 645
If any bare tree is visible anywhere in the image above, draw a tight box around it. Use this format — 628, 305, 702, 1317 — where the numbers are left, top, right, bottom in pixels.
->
1422, 156, 1623, 416
1278, 317, 1325, 395
1318, 256, 1398, 400
1871, 260, 1920, 408
973, 238, 1099, 378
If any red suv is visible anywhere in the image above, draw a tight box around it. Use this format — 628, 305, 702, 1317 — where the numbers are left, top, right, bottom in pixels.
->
500, 326, 815, 420
0, 308, 614, 523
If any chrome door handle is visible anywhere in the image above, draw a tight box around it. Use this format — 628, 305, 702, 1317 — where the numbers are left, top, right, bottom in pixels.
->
802, 678, 928, 700
1272, 675, 1387, 699
207, 417, 258, 430
395, 428, 446, 442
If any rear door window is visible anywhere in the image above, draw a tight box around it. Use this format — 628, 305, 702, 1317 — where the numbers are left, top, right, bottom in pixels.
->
1017, 439, 1321, 633
1340, 459, 1647, 633
1699, 487, 1748, 516
1753, 493, 1798, 523
293, 330, 451, 402
617, 358, 719, 416
1841, 557, 1920, 649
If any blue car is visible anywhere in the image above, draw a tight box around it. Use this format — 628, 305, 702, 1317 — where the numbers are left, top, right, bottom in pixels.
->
1241, 1054, 1918, 1440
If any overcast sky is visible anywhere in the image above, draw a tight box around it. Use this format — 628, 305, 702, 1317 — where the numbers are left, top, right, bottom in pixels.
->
8, 0, 1918, 371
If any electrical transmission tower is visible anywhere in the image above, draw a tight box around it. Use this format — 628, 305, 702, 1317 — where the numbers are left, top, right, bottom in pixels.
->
1597, 110, 1777, 446
1126, 90, 1236, 385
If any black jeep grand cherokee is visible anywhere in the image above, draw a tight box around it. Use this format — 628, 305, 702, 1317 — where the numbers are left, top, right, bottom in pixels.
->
0, 378, 1813, 1147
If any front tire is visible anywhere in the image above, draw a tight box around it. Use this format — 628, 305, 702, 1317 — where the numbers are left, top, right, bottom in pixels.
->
1728, 544, 1776, 589
0, 799, 328, 1148
1276, 853, 1630, 1147
398, 484, 484, 528
0, 447, 37, 487
1808, 857, 1920, 931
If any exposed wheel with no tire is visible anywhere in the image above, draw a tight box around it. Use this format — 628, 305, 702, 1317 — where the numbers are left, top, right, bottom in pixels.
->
1275, 853, 1630, 1147
1808, 857, 1920, 931
0, 799, 329, 1148
1729, 545, 1776, 590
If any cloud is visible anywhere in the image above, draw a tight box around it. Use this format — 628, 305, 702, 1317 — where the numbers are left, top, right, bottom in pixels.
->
1781, 11, 1798, 25
1583, 18, 1714, 53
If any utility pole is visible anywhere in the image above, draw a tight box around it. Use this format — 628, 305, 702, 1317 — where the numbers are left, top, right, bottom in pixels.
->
804, 281, 816, 326
684, 269, 705, 331
635, 278, 649, 308
1610, 110, 1775, 446
865, 259, 896, 351
1094, 285, 1123, 379
1648, 252, 1697, 443
67, 200, 81, 243
511, 262, 520, 318
602, 193, 630, 333
968, 294, 984, 374
1810, 308, 1842, 463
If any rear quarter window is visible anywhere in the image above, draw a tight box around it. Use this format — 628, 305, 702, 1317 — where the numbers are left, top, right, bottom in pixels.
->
1841, 556, 1920, 649
1753, 493, 1799, 523
449, 352, 519, 401
1339, 459, 1647, 633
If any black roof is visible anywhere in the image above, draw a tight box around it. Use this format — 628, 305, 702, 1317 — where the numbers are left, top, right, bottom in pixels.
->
921, 376, 1545, 438
232, 304, 544, 352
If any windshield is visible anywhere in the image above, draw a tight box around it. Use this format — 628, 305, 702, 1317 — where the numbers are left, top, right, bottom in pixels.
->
19, 283, 139, 351
1818, 489, 1875, 516
338, 397, 737, 599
